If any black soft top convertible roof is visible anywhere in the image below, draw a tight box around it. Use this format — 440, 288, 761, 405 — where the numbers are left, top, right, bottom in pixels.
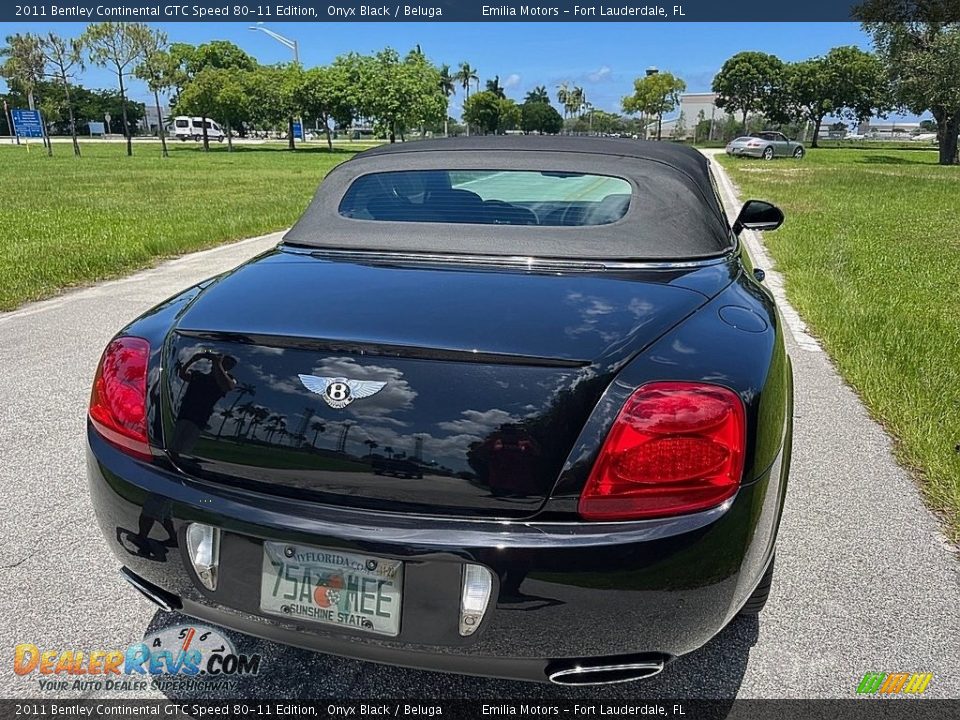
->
283, 136, 733, 260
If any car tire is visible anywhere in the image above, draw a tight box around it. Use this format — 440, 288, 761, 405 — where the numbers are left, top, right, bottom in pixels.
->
217, 136, 224, 143
793, 147, 805, 159
762, 146, 775, 160
739, 555, 775, 616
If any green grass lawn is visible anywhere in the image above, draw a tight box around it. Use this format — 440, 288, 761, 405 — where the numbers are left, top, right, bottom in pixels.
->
0, 141, 376, 311
717, 149, 960, 540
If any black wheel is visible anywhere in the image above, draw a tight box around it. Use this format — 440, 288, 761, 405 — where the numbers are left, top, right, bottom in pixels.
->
739, 556, 775, 616
793, 146, 805, 159
762, 146, 775, 160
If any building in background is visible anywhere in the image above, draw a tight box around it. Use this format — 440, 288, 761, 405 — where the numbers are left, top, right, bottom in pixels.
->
142, 104, 171, 136
660, 92, 732, 140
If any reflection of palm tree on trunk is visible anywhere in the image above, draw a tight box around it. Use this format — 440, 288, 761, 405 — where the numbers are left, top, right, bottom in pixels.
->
364, 439, 378, 456
218, 382, 254, 438
311, 420, 326, 448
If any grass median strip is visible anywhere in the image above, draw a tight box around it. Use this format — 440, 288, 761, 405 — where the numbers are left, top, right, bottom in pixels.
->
717, 149, 960, 540
0, 142, 373, 311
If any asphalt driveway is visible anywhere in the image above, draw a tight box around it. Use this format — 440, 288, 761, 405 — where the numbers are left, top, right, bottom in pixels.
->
0, 157, 957, 700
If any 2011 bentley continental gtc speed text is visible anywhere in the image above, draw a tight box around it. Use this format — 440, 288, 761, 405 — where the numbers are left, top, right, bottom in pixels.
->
88, 137, 793, 686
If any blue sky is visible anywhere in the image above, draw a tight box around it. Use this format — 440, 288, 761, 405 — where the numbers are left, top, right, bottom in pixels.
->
1, 22, 883, 117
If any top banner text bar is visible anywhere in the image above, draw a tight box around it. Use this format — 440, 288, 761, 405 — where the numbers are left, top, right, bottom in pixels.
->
7, 1, 960, 23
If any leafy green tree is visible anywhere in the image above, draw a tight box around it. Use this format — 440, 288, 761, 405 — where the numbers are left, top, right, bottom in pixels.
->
1, 33, 44, 110
672, 110, 687, 140
168, 39, 259, 150
712, 51, 784, 133
525, 85, 550, 104
39, 32, 84, 156
83, 22, 151, 156
296, 63, 355, 149
245, 63, 301, 149
464, 90, 515, 134
783, 47, 888, 148
134, 28, 177, 157
360, 48, 444, 143
520, 100, 564, 134
694, 108, 707, 143
622, 70, 686, 140
856, 1, 960, 164
1, 33, 47, 149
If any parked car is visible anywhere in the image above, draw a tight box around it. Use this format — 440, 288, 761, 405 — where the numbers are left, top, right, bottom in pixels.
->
87, 137, 793, 686
169, 116, 226, 142
726, 131, 805, 159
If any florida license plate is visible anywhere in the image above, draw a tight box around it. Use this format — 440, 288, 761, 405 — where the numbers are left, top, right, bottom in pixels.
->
260, 542, 403, 636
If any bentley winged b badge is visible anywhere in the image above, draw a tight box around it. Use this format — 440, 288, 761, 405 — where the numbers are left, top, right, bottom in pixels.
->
298, 374, 387, 409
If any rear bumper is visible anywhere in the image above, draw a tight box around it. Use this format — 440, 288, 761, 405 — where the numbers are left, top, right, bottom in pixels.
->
726, 147, 764, 158
88, 427, 787, 683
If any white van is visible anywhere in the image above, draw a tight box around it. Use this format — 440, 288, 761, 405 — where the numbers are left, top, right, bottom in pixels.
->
170, 116, 226, 142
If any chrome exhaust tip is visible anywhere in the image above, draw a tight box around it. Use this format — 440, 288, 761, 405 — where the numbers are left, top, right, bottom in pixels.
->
548, 658, 665, 686
119, 568, 180, 613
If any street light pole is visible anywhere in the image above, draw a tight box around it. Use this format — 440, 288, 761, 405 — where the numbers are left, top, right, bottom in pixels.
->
249, 23, 303, 144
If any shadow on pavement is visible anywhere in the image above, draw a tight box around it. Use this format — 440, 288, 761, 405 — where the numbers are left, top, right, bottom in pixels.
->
145, 610, 758, 700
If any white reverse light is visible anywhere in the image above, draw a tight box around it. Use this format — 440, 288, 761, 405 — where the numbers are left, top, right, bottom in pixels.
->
185, 523, 221, 591
459, 564, 493, 636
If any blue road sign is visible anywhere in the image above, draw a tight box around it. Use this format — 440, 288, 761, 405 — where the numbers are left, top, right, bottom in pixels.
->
292, 121, 305, 141
12, 108, 44, 138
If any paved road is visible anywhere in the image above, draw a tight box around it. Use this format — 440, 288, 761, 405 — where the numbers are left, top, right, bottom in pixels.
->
1, 158, 957, 701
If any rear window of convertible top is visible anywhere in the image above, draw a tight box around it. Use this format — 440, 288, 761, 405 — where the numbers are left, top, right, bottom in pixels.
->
337, 170, 632, 227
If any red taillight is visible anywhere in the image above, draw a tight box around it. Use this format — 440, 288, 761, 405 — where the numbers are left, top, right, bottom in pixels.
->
578, 382, 746, 521
88, 336, 151, 460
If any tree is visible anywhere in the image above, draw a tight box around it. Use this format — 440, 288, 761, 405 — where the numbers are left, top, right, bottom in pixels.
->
134, 28, 177, 157
360, 48, 444, 143
296, 63, 355, 149
694, 108, 707, 143
485, 75, 506, 99
783, 47, 888, 148
672, 110, 687, 140
438, 63, 455, 136
520, 100, 564, 134
169, 40, 259, 150
83, 23, 150, 157
463, 91, 519, 134
525, 85, 550, 104
246, 63, 301, 149
39, 33, 84, 156
455, 61, 479, 100
712, 51, 785, 132
856, 1, 960, 164
622, 71, 687, 140
1, 33, 46, 148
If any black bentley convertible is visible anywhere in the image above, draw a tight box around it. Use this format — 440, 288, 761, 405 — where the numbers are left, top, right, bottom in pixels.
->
88, 137, 793, 685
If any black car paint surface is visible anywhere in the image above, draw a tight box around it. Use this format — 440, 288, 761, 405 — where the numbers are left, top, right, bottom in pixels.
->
87, 138, 793, 684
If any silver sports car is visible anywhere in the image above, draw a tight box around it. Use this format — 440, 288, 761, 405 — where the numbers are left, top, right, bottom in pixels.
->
726, 132, 805, 160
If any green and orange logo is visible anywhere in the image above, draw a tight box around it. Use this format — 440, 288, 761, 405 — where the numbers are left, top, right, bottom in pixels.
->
857, 672, 933, 695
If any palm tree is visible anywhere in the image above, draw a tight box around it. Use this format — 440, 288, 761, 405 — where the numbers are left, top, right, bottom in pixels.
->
573, 87, 586, 116
363, 439, 379, 456
556, 83, 571, 119
233, 402, 257, 441
245, 406, 269, 441
485, 75, 505, 99
525, 85, 549, 104
215, 408, 234, 439
456, 62, 478, 100
438, 64, 455, 137
310, 420, 326, 448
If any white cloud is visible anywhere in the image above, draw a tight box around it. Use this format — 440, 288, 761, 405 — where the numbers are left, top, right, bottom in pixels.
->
437, 408, 519, 436
503, 73, 522, 89
587, 66, 612, 83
